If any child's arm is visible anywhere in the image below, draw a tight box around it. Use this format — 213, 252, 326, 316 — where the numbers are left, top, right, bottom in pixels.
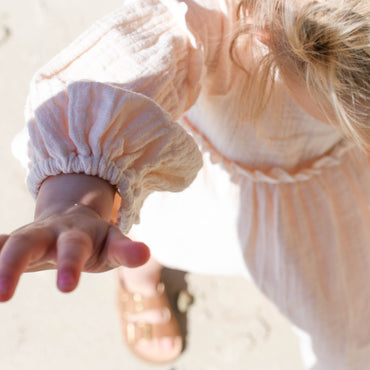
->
0, 173, 150, 302
24, 0, 233, 233
1, 0, 232, 301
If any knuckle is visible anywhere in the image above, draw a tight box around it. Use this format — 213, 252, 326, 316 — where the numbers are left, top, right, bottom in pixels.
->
58, 259, 78, 271
9, 226, 49, 244
57, 230, 93, 260
59, 230, 89, 245
8, 232, 32, 245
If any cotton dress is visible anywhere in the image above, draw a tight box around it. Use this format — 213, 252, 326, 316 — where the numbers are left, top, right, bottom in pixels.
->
19, 0, 370, 369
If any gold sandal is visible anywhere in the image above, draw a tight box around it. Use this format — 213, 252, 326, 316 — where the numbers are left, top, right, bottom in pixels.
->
117, 280, 183, 364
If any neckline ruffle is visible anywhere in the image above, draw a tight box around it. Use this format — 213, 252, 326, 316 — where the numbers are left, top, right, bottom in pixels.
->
183, 117, 356, 184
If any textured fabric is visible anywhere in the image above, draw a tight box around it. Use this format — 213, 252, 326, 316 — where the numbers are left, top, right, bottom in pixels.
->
25, 0, 206, 231
21, 0, 370, 369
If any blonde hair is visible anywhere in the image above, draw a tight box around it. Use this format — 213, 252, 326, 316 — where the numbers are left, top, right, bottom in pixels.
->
231, 0, 370, 150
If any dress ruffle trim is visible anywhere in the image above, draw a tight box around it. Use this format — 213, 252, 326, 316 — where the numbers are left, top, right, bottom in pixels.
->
183, 118, 355, 184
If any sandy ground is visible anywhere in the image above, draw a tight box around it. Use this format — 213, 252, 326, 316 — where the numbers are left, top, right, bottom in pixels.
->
0, 1, 308, 369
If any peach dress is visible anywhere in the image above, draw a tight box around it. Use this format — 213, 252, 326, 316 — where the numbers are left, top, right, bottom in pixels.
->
20, 0, 370, 369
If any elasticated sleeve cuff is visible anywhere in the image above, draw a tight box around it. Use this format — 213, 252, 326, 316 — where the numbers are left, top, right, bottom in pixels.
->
27, 81, 202, 232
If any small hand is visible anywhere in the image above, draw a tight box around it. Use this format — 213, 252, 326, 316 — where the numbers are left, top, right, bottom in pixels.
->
0, 177, 150, 302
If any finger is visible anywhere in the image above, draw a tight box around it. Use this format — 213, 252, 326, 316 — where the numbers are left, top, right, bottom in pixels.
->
0, 235, 9, 252
0, 231, 50, 302
56, 229, 93, 293
105, 226, 150, 268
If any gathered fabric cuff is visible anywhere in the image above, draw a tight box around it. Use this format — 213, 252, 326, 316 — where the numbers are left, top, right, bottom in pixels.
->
26, 81, 203, 232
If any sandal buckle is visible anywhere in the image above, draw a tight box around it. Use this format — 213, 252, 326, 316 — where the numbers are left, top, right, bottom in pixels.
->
120, 293, 144, 314
127, 322, 152, 345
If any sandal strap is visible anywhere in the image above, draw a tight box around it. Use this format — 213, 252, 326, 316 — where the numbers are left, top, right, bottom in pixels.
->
118, 282, 181, 346
125, 315, 180, 345
117, 276, 184, 360
119, 282, 169, 315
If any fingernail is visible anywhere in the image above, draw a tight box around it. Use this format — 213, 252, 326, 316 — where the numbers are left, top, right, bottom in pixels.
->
58, 274, 75, 291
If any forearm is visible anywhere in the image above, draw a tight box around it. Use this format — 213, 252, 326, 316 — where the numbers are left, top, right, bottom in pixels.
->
0, 173, 148, 302
35, 174, 115, 221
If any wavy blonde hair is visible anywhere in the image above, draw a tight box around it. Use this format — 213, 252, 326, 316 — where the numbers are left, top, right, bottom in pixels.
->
231, 0, 370, 150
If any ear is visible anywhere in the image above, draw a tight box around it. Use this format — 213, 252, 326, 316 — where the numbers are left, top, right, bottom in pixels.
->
244, 15, 271, 46
255, 29, 271, 46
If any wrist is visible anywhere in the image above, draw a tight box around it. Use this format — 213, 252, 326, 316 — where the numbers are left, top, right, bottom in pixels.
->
35, 173, 116, 221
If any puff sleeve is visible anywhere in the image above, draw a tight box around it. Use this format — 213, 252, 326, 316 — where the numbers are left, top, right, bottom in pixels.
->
25, 0, 228, 232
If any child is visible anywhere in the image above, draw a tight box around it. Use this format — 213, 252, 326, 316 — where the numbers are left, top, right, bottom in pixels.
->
1, 0, 370, 368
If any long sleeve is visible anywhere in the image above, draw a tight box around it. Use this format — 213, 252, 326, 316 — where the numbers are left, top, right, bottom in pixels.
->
25, 0, 233, 231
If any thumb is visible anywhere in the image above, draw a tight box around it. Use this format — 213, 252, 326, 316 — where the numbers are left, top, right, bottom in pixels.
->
106, 226, 150, 268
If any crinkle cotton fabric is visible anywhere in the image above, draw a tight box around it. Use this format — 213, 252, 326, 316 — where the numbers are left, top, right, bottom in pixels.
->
22, 0, 370, 369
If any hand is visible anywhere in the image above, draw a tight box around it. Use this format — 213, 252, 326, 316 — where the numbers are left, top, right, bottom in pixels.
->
0, 174, 150, 302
